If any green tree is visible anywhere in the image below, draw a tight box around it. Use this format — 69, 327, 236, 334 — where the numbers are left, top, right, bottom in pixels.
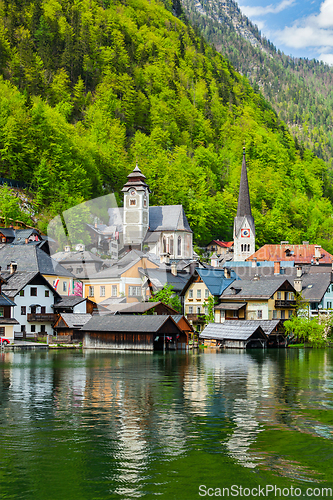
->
149, 284, 182, 313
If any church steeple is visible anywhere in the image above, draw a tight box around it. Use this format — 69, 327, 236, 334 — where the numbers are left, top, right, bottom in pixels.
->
237, 147, 252, 218
233, 148, 255, 261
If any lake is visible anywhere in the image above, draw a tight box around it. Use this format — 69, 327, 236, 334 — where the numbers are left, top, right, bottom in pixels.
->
0, 348, 332, 499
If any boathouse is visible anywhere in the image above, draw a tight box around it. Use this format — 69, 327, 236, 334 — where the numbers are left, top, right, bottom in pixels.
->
199, 321, 268, 349
82, 314, 186, 350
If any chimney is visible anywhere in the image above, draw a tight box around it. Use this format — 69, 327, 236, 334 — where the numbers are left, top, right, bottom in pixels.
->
303, 241, 309, 245
64, 245, 71, 252
9, 261, 17, 274
294, 278, 302, 293
274, 261, 281, 275
296, 265, 302, 278
210, 253, 218, 268
25, 238, 29, 244
171, 262, 177, 276
251, 258, 257, 268
314, 245, 321, 259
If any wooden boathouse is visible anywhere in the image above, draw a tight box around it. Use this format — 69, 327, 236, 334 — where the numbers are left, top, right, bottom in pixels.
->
82, 314, 187, 350
199, 321, 268, 349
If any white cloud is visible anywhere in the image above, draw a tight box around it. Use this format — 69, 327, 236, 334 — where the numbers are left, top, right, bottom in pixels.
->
274, 0, 333, 52
318, 52, 333, 64
239, 0, 296, 17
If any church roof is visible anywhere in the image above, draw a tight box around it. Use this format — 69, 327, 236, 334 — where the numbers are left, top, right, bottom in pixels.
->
237, 148, 252, 218
148, 205, 192, 232
121, 165, 150, 192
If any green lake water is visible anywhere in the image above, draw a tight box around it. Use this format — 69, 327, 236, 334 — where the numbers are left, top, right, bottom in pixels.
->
0, 348, 332, 500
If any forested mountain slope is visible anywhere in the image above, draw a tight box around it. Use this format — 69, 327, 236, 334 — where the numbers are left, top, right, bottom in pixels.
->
0, 0, 333, 250
181, 0, 333, 164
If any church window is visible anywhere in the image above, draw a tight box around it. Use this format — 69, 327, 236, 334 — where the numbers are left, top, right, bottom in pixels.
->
247, 244, 250, 252
170, 237, 174, 255
130, 199, 136, 206
241, 244, 244, 252
177, 236, 182, 256
163, 236, 167, 253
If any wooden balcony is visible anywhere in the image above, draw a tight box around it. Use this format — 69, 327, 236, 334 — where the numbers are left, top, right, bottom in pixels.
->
275, 300, 296, 308
27, 313, 57, 323
187, 313, 206, 323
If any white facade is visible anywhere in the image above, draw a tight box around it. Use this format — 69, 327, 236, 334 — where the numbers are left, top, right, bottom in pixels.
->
12, 284, 56, 337
123, 187, 149, 247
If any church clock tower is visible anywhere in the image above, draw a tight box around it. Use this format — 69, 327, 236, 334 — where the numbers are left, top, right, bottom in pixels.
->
122, 165, 150, 248
233, 148, 255, 261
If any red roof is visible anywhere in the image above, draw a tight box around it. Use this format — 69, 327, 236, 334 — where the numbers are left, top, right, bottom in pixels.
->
208, 240, 234, 248
247, 244, 333, 264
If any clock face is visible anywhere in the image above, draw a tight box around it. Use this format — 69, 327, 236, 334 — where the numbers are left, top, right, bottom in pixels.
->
130, 189, 136, 196
241, 228, 250, 238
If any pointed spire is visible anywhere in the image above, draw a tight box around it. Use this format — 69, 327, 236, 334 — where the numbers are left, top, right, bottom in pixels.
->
236, 148, 252, 218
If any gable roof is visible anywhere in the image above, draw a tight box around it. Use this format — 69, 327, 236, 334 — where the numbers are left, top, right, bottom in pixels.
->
199, 321, 267, 341
0, 294, 16, 307
56, 313, 92, 329
0, 245, 75, 277
148, 205, 192, 232
207, 240, 233, 248
53, 296, 87, 308
83, 314, 178, 333
221, 278, 295, 300
2, 271, 61, 299
300, 272, 332, 302
139, 267, 190, 292
197, 268, 239, 296
247, 244, 333, 264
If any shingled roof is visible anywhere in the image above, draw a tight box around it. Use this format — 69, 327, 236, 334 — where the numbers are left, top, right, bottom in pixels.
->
148, 205, 192, 232
247, 244, 333, 264
221, 278, 295, 300
83, 314, 177, 332
200, 321, 267, 341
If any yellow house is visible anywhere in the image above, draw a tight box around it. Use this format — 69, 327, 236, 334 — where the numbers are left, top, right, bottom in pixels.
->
82, 251, 159, 304
181, 268, 236, 332
217, 278, 296, 322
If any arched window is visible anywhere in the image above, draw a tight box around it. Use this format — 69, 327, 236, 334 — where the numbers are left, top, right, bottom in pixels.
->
178, 236, 182, 256
247, 244, 250, 252
241, 244, 243, 252
170, 237, 174, 256
163, 236, 167, 253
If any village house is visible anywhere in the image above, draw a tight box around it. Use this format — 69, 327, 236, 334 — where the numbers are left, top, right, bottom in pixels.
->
205, 240, 234, 257
81, 250, 160, 304
247, 242, 333, 265
217, 278, 297, 322
2, 271, 61, 339
181, 268, 238, 332
0, 245, 78, 296
52, 246, 105, 279
0, 275, 19, 342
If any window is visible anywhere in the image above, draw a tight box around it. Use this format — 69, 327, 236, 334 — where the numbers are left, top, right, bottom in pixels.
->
45, 290, 49, 297
30, 306, 36, 314
188, 306, 193, 314
40, 325, 46, 333
177, 236, 182, 256
128, 286, 141, 297
281, 310, 285, 319
21, 306, 26, 315
273, 310, 277, 319
19, 290, 24, 297
100, 286, 105, 297
288, 310, 293, 318
197, 289, 201, 299
170, 237, 174, 255
327, 302, 332, 309
204, 307, 208, 315
189, 289, 193, 299
41, 307, 46, 314
143, 198, 147, 207
31, 325, 36, 333
88, 286, 94, 297
130, 199, 136, 206
205, 289, 209, 299
30, 288, 37, 297
257, 310, 262, 319
112, 285, 117, 297
63, 282, 67, 293
233, 310, 238, 318
197, 307, 201, 314
0, 327, 5, 335
288, 292, 294, 300
20, 325, 26, 334
0, 307, 4, 317
277, 291, 282, 299
163, 236, 167, 253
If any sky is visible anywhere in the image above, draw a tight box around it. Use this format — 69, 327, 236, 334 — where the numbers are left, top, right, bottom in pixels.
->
237, 0, 333, 64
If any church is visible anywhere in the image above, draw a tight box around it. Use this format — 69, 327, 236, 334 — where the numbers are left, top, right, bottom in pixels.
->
108, 166, 193, 261
233, 148, 256, 261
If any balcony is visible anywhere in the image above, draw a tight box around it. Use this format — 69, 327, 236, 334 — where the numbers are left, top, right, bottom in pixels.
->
27, 313, 57, 323
275, 300, 296, 308
187, 313, 206, 323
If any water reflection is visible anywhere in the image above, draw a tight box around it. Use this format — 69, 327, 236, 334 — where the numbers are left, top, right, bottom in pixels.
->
0, 349, 332, 499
